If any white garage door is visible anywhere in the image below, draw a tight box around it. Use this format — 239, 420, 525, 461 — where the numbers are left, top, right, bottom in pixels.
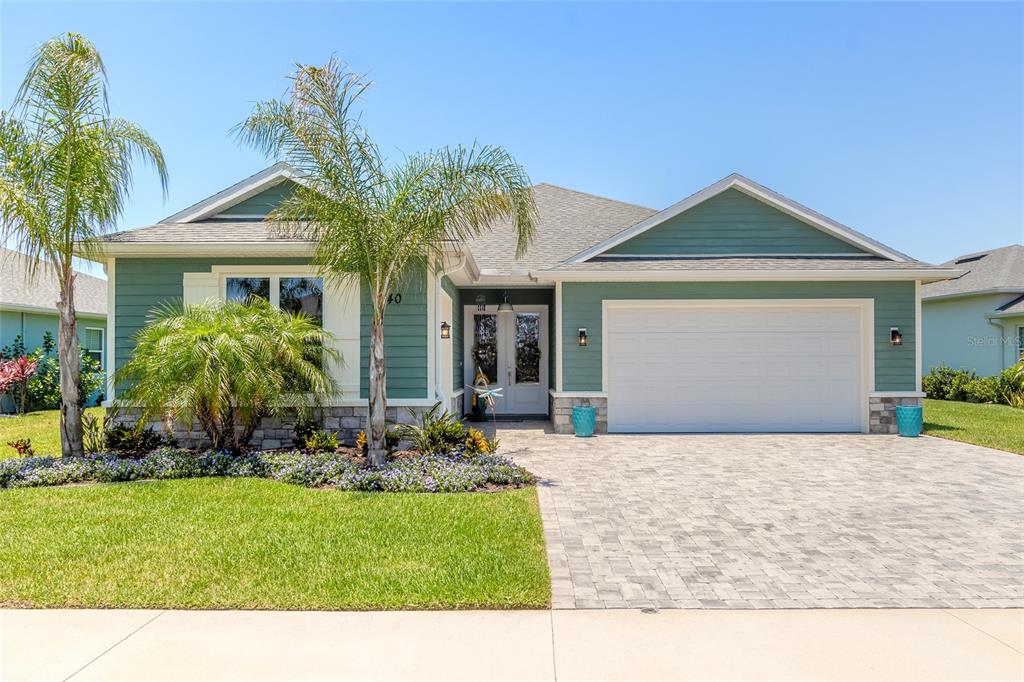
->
605, 301, 866, 433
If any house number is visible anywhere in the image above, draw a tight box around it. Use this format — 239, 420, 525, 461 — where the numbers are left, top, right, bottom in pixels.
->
387, 293, 403, 305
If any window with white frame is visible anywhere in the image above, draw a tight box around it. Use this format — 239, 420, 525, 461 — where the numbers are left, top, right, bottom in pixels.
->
224, 275, 323, 324
84, 328, 104, 367
1018, 326, 1024, 361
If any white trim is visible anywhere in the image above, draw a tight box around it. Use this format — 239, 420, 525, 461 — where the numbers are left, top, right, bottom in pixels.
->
601, 298, 875, 433
549, 390, 607, 398
544, 268, 962, 283
568, 174, 909, 264
438, 287, 454, 405
869, 391, 926, 398
162, 163, 307, 223
0, 302, 106, 319
590, 252, 881, 259
104, 257, 116, 403
84, 326, 105, 369
922, 287, 1024, 302
986, 309, 1024, 319
554, 281, 563, 392
426, 269, 437, 402
915, 280, 922, 392
94, 243, 315, 258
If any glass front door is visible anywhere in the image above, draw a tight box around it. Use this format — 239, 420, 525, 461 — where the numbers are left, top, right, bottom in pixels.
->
465, 305, 548, 415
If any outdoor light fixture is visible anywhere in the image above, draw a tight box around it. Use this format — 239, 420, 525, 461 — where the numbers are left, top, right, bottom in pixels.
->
497, 291, 514, 312
578, 327, 588, 346
890, 327, 903, 346
440, 321, 451, 339
475, 293, 487, 311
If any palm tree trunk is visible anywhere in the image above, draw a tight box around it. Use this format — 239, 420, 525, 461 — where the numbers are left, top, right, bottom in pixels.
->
367, 318, 387, 466
58, 268, 83, 458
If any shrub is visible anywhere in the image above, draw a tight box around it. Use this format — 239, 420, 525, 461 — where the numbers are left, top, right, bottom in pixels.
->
82, 412, 108, 454
0, 356, 37, 414
292, 415, 320, 449
923, 365, 976, 401
114, 299, 339, 453
964, 376, 1000, 404
6, 438, 34, 457
105, 423, 166, 456
15, 333, 105, 410
304, 430, 339, 454
464, 428, 498, 455
997, 362, 1024, 407
398, 402, 467, 455
355, 429, 400, 453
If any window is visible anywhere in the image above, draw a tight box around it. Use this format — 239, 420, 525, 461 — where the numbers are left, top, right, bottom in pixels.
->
1018, 327, 1024, 361
472, 314, 497, 384
226, 277, 270, 303
84, 328, 104, 367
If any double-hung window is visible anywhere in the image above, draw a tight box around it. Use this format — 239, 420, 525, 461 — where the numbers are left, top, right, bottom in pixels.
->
1018, 326, 1024, 361
84, 328, 104, 367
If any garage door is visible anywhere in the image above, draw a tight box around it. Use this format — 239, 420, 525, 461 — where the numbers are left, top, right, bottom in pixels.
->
605, 301, 866, 432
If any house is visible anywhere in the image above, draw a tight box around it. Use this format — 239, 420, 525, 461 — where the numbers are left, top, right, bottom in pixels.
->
90, 165, 958, 442
0, 247, 108, 412
922, 245, 1024, 375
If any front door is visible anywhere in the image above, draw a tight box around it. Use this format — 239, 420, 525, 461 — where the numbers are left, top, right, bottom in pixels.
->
464, 305, 549, 416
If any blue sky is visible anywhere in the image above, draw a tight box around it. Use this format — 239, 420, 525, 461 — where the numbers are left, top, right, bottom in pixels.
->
2, 1, 1022, 275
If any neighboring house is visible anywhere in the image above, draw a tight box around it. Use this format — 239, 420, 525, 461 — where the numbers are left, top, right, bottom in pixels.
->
90, 164, 958, 441
0, 247, 108, 411
922, 244, 1024, 376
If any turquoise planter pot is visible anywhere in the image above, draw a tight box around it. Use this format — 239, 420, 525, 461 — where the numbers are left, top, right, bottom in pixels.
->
572, 406, 597, 437
895, 405, 923, 437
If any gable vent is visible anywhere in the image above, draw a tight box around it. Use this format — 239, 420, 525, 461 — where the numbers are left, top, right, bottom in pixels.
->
954, 254, 987, 264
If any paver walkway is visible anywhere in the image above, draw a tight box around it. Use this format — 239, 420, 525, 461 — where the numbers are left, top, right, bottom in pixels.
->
500, 427, 1024, 610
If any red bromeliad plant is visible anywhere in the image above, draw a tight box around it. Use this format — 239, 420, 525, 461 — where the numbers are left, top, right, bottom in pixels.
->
0, 356, 37, 415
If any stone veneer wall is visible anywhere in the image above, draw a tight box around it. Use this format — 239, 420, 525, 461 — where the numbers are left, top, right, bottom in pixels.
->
868, 394, 924, 435
549, 394, 608, 434
113, 405, 434, 450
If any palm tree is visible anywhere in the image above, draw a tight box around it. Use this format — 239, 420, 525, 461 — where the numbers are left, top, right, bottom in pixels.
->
236, 58, 536, 465
115, 298, 338, 453
0, 33, 168, 457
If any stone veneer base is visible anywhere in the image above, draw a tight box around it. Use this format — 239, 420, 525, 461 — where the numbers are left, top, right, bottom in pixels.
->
549, 395, 608, 435
868, 394, 925, 435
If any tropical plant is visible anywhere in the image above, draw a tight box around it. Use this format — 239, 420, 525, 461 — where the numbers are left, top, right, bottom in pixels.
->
81, 411, 108, 454
114, 298, 339, 454
24, 332, 105, 410
0, 356, 38, 415
235, 58, 536, 465
104, 421, 166, 456
303, 430, 339, 454
0, 33, 168, 456
398, 401, 468, 456
6, 438, 34, 457
464, 428, 498, 455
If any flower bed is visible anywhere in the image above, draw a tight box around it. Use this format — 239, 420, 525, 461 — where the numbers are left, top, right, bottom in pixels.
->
0, 448, 535, 493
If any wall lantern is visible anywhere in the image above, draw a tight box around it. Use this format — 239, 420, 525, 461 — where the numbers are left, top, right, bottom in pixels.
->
475, 293, 487, 312
578, 327, 588, 346
440, 321, 451, 339
890, 327, 903, 346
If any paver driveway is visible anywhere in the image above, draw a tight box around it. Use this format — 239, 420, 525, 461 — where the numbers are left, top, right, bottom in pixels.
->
499, 427, 1024, 610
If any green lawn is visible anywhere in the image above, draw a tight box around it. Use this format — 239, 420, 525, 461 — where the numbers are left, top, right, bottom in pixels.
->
924, 399, 1024, 455
0, 477, 549, 609
0, 407, 103, 458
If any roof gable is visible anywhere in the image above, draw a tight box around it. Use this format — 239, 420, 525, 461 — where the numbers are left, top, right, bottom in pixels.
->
922, 244, 1024, 299
569, 174, 910, 263
161, 162, 304, 223
604, 188, 869, 256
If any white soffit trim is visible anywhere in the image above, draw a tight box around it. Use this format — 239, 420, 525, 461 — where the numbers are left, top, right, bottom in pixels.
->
542, 268, 963, 283
922, 287, 1024, 302
94, 242, 316, 257
162, 162, 307, 224
567, 174, 910, 264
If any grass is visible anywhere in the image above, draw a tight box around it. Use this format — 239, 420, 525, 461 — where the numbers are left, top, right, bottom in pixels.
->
0, 407, 103, 458
924, 398, 1024, 455
0, 477, 550, 610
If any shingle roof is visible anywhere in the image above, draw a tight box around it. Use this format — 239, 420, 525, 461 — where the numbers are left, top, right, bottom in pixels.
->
0, 248, 107, 316
102, 221, 306, 243
994, 294, 1024, 315
465, 184, 656, 273
922, 244, 1024, 298
545, 256, 937, 272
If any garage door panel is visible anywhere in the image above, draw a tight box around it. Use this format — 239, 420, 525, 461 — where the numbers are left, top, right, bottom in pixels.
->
606, 303, 864, 433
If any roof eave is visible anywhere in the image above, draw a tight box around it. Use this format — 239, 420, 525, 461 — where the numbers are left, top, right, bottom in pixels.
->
540, 267, 963, 283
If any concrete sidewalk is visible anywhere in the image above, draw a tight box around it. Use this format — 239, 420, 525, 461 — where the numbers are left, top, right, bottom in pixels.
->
2, 608, 1021, 681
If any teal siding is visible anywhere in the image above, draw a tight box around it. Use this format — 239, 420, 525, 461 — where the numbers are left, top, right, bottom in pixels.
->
215, 181, 297, 218
115, 257, 429, 400
561, 281, 916, 392
0, 309, 105, 354
359, 271, 428, 399
607, 189, 867, 255
114, 258, 308, 383
441, 276, 462, 392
